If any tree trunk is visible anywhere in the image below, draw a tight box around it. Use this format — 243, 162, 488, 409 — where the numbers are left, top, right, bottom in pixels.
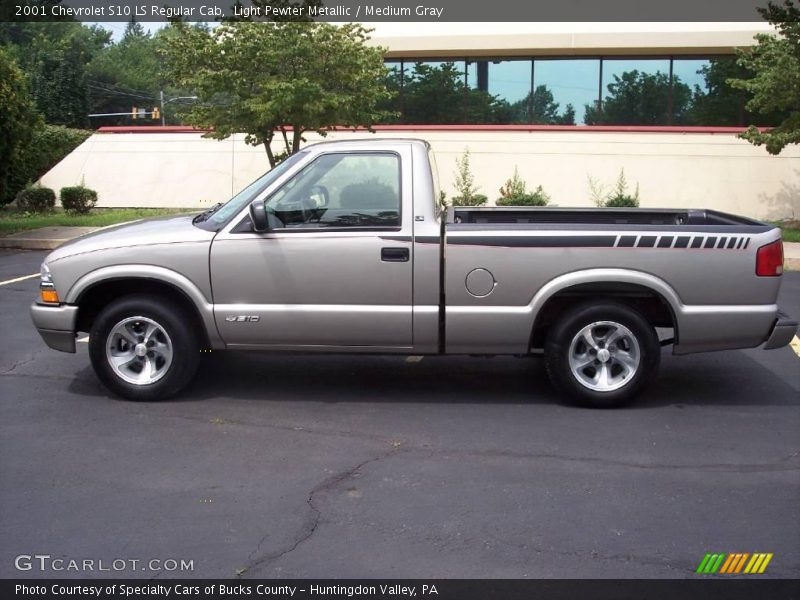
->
263, 133, 276, 168
280, 127, 291, 155
292, 128, 303, 153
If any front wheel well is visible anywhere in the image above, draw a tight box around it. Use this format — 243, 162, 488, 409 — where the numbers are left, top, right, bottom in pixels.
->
74, 278, 211, 348
529, 282, 677, 350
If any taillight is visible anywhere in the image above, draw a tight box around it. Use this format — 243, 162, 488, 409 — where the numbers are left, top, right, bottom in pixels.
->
756, 239, 783, 277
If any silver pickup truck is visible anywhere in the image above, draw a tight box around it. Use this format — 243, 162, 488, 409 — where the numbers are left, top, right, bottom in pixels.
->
31, 138, 797, 407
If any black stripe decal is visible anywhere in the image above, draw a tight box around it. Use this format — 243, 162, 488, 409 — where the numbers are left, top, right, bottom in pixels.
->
383, 234, 752, 249
447, 235, 617, 248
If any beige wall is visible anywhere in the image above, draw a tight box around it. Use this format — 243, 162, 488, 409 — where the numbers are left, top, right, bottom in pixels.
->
368, 22, 773, 56
40, 129, 800, 220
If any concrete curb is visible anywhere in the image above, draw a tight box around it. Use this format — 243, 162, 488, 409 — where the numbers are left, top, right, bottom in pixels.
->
0, 226, 102, 251
0, 238, 74, 250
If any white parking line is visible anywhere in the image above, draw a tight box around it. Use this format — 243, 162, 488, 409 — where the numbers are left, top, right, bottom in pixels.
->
0, 273, 38, 286
791, 336, 800, 358
77, 336, 89, 343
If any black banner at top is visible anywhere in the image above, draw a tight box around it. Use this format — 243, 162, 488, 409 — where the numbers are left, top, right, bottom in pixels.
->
2, 0, 774, 23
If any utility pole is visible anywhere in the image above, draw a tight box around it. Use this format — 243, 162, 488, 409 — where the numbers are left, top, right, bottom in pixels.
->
160, 90, 165, 126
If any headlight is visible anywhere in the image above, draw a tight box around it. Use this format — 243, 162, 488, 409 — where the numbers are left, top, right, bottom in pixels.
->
40, 262, 52, 284
39, 263, 59, 303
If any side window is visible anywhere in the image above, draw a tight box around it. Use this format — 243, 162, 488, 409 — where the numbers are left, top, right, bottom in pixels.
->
265, 153, 401, 229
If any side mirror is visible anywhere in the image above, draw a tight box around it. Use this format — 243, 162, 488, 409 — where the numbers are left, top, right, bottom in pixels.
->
249, 200, 269, 232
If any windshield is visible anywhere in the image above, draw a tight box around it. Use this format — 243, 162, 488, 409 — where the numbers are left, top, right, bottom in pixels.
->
198, 151, 308, 229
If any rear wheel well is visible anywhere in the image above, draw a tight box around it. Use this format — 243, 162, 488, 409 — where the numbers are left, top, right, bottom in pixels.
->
74, 279, 211, 348
530, 282, 677, 350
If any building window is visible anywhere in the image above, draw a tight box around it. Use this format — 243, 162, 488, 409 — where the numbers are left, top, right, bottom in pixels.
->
487, 59, 532, 123
401, 61, 466, 124
381, 55, 778, 127
588, 58, 673, 125
533, 59, 599, 125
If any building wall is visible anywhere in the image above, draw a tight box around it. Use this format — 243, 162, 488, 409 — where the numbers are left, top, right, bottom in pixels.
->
369, 22, 773, 56
40, 128, 800, 220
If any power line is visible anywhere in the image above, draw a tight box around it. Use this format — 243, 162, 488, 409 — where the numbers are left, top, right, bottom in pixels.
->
87, 83, 155, 100
86, 78, 157, 98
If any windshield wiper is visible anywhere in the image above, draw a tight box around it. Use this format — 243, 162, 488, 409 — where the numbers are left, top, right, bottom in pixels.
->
192, 202, 224, 224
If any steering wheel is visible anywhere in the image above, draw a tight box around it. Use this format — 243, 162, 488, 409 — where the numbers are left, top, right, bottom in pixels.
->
308, 185, 330, 208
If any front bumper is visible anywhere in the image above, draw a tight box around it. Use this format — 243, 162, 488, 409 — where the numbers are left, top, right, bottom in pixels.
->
763, 310, 798, 350
30, 302, 79, 353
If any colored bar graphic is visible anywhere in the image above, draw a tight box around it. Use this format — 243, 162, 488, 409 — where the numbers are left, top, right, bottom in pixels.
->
699, 552, 773, 575
719, 554, 736, 574
696, 554, 712, 574
710, 554, 725, 573
744, 554, 761, 574
734, 553, 749, 573
759, 553, 773, 573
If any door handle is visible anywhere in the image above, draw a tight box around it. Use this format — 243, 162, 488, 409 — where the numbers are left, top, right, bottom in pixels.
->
381, 247, 410, 262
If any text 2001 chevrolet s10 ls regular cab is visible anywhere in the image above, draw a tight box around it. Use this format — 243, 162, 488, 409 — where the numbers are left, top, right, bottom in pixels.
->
31, 139, 798, 407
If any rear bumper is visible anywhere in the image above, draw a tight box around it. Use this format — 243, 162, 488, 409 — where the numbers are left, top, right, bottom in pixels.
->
30, 302, 78, 353
763, 310, 798, 350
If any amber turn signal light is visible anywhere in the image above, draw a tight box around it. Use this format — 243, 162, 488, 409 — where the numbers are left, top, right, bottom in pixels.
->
41, 289, 60, 303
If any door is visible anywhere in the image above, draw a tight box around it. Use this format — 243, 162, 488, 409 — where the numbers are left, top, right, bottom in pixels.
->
210, 150, 414, 349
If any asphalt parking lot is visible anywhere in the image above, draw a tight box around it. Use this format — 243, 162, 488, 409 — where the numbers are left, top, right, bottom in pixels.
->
0, 248, 798, 580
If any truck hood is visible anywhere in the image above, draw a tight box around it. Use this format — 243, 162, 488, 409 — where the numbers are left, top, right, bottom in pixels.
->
46, 214, 216, 263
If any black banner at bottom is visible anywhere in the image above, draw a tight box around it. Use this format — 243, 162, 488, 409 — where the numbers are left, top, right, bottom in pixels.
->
4, 579, 800, 600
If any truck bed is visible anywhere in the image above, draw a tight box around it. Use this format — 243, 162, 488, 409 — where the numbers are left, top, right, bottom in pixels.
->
450, 207, 770, 229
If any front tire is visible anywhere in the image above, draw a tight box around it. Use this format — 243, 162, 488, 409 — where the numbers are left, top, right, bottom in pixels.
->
544, 301, 660, 408
89, 295, 200, 401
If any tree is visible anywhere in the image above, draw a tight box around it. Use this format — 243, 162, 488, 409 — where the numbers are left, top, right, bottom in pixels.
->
689, 58, 754, 126
87, 24, 161, 124
4, 22, 110, 128
729, 0, 800, 154
508, 85, 576, 124
27, 36, 91, 127
585, 70, 691, 125
0, 48, 43, 204
161, 22, 394, 167
397, 62, 510, 124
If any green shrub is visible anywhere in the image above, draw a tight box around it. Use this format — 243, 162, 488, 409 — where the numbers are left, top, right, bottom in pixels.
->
588, 169, 640, 208
496, 167, 550, 206
4, 125, 92, 207
452, 193, 488, 207
60, 185, 98, 214
452, 148, 486, 206
15, 184, 56, 213
604, 192, 640, 207
497, 186, 551, 206
498, 167, 527, 199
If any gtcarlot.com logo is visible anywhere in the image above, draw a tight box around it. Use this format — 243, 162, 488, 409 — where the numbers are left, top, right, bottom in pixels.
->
696, 552, 773, 574
14, 554, 194, 573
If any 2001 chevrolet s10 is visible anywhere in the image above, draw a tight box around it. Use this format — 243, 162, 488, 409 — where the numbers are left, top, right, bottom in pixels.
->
31, 139, 797, 407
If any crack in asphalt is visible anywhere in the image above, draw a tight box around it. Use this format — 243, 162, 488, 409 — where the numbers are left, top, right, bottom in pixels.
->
234, 445, 403, 578
0, 350, 44, 374
1, 376, 796, 473
124, 409, 800, 474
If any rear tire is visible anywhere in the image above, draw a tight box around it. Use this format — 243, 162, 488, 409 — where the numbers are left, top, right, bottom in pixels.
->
89, 295, 200, 401
544, 301, 660, 408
